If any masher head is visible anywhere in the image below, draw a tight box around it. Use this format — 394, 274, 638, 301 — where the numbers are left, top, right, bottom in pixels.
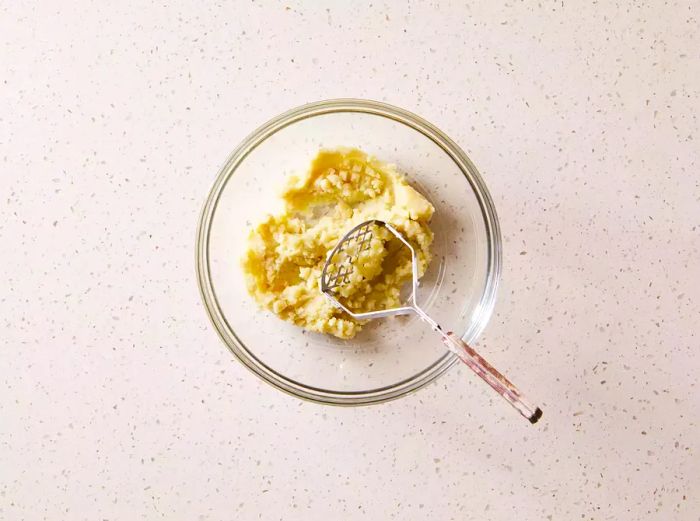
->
320, 219, 419, 320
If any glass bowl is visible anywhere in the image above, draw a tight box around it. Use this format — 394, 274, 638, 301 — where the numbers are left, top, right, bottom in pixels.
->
196, 99, 501, 405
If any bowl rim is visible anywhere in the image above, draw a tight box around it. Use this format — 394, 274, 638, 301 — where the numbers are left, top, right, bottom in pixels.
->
195, 98, 502, 406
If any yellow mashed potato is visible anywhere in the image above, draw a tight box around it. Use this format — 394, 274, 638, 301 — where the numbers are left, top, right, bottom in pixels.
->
242, 148, 434, 339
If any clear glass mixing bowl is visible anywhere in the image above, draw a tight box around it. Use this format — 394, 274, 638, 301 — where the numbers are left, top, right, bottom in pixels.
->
196, 99, 502, 405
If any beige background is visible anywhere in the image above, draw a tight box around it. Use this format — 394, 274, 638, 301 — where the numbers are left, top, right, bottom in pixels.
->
1, 1, 698, 520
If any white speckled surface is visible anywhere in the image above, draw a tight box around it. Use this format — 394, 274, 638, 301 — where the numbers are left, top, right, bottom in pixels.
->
1, 2, 699, 520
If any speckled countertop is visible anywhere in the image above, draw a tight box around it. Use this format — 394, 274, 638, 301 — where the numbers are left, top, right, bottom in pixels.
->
1, 2, 699, 520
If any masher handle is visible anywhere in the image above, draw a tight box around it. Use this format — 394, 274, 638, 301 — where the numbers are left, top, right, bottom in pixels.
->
440, 331, 542, 423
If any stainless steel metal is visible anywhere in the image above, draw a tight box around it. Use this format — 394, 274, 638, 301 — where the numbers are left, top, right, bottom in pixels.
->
321, 219, 542, 423
320, 219, 417, 320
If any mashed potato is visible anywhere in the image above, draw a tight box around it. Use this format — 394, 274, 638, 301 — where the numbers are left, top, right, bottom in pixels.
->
242, 148, 434, 339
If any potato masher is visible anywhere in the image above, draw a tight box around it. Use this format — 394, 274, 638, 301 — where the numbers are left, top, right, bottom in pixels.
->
320, 219, 542, 423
